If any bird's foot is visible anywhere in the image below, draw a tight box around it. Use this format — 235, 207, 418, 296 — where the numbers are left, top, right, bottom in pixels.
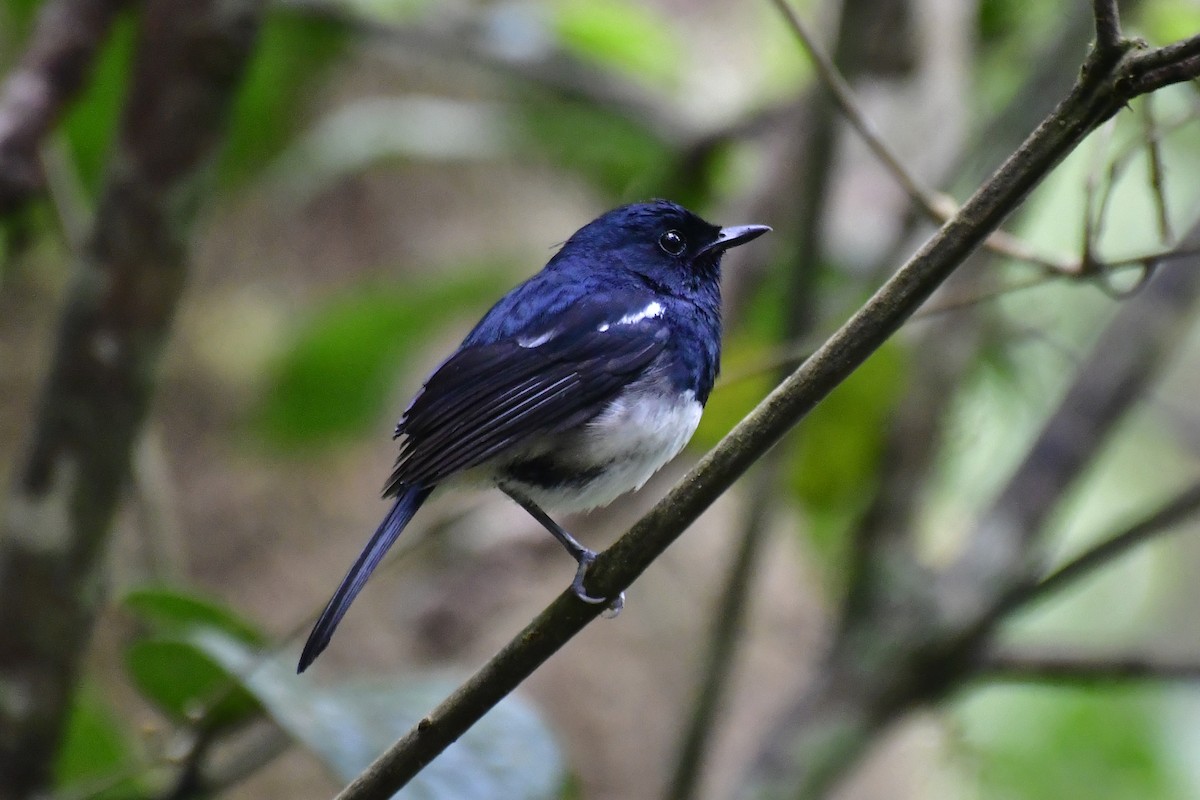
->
570, 551, 625, 617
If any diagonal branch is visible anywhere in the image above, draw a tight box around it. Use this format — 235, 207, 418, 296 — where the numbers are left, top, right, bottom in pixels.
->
1006, 480, 1200, 613
747, 193, 1200, 800
332, 27, 1200, 800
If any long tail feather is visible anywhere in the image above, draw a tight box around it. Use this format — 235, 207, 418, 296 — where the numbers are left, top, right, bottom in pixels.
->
298, 486, 433, 672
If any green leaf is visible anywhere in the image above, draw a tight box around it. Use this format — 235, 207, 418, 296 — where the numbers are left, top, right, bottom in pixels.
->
54, 684, 144, 799
61, 13, 137, 197
692, 336, 777, 450
1, 0, 42, 32
219, 11, 345, 184
788, 340, 906, 508
514, 98, 673, 198
958, 685, 1187, 799
125, 638, 262, 731
1140, 0, 1200, 44
255, 272, 509, 448
553, 0, 682, 87
194, 630, 567, 799
123, 585, 267, 646
788, 341, 907, 556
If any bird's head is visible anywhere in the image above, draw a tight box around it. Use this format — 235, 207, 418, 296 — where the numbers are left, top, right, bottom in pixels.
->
552, 200, 770, 297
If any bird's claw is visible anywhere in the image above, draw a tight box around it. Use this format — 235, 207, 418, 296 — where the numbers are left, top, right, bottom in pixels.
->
570, 552, 624, 617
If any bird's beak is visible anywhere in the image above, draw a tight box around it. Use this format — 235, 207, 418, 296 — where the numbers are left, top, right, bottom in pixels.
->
701, 224, 771, 255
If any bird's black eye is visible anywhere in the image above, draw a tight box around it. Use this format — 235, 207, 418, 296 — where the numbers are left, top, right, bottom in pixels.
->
659, 230, 686, 256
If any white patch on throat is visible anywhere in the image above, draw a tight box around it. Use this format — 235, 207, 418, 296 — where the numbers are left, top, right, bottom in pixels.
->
597, 301, 663, 332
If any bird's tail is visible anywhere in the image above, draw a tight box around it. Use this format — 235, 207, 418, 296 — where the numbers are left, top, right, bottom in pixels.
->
298, 486, 434, 672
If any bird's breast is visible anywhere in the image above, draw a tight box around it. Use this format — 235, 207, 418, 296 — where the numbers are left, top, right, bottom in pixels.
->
496, 381, 703, 513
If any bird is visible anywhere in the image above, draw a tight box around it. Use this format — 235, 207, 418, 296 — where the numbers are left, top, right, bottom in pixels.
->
297, 200, 770, 672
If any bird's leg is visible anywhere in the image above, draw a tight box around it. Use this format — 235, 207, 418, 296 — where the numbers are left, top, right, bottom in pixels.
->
502, 488, 624, 615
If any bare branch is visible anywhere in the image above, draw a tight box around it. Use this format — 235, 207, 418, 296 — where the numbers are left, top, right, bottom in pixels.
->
945, 218, 1200, 624
1126, 35, 1200, 95
979, 646, 1200, 683
0, 0, 126, 214
1141, 96, 1174, 243
1092, 0, 1123, 53
332, 27, 1200, 800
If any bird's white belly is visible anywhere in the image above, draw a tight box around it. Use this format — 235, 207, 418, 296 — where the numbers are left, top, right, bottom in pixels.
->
508, 389, 703, 512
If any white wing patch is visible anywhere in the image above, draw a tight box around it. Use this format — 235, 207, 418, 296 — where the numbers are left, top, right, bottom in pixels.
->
518, 330, 556, 348
597, 301, 664, 332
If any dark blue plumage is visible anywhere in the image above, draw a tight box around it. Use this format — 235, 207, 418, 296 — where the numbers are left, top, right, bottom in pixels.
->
298, 200, 769, 672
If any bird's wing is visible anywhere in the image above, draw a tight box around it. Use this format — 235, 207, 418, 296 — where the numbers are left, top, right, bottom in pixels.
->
385, 294, 669, 493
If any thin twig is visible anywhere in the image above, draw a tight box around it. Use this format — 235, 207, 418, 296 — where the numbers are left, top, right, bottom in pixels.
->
768, 0, 1076, 275
1082, 119, 1117, 272
1009, 481, 1200, 612
979, 646, 1200, 683
1092, 0, 1123, 53
943, 218, 1200, 634
1141, 95, 1174, 243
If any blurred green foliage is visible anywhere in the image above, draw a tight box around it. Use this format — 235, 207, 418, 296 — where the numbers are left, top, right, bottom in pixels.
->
1, 0, 47, 37
5, 0, 1200, 797
960, 686, 1186, 800
515, 98, 675, 199
54, 685, 143, 800
1140, 0, 1200, 41
198, 630, 566, 799
124, 585, 269, 646
73, 585, 567, 797
125, 638, 264, 730
123, 586, 268, 732
61, 14, 136, 197
787, 340, 906, 515
43, 6, 341, 199
256, 272, 509, 447
220, 12, 345, 184
553, 0, 683, 87
788, 340, 907, 565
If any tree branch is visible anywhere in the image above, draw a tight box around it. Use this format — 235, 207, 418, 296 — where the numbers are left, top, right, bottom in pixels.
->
332, 25, 1200, 800
0, 1, 264, 795
979, 646, 1200, 683
0, 0, 126, 214
945, 215, 1200, 625
769, 0, 1078, 275
1092, 0, 1123, 53
1006, 481, 1200, 613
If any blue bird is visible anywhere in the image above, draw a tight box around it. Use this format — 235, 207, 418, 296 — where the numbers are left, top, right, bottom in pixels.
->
298, 200, 770, 672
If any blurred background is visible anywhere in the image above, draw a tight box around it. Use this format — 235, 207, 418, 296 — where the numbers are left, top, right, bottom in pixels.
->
3, 0, 1200, 798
